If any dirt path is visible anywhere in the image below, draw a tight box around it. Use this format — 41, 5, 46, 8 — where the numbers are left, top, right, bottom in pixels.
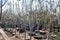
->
0, 29, 11, 40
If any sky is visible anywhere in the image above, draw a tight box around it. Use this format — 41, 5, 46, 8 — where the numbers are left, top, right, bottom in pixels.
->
1, 0, 59, 15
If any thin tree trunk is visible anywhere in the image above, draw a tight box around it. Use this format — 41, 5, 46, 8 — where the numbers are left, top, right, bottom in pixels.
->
0, 0, 2, 21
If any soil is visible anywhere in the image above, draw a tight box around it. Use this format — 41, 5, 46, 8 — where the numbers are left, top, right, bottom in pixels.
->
0, 35, 4, 40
